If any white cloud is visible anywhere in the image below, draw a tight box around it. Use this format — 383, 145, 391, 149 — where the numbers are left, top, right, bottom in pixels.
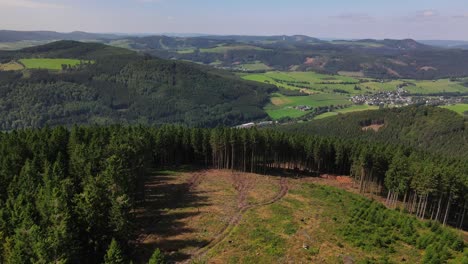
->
0, 0, 66, 9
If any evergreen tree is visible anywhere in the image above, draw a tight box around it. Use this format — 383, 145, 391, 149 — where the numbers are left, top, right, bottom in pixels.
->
148, 248, 165, 264
104, 239, 125, 264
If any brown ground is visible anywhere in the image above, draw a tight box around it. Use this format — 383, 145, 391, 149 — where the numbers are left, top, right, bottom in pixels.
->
132, 169, 284, 263
133, 169, 467, 263
362, 124, 385, 132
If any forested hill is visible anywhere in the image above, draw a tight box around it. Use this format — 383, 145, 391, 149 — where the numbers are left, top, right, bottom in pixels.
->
280, 106, 468, 159
0, 41, 275, 129
0, 30, 120, 42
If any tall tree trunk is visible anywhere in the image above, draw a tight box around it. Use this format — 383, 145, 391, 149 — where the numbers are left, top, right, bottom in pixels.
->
443, 193, 452, 226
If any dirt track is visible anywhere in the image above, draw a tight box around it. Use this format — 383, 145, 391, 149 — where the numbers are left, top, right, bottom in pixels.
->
185, 176, 289, 263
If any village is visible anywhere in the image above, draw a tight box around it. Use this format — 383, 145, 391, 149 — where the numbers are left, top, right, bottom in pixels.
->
351, 88, 466, 107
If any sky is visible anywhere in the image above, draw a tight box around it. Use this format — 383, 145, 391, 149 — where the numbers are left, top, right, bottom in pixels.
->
0, 0, 468, 40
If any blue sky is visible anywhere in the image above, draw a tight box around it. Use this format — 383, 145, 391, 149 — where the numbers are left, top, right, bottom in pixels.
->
0, 0, 467, 40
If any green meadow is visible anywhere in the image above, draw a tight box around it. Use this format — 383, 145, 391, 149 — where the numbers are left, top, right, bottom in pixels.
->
237, 61, 272, 71
314, 105, 379, 120
242, 71, 468, 95
266, 93, 351, 120
200, 44, 269, 53
19, 58, 86, 70
441, 104, 468, 115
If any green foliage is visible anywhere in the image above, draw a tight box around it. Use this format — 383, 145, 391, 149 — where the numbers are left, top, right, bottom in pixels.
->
0, 41, 275, 130
0, 122, 465, 263
104, 239, 125, 264
148, 248, 165, 264
282, 106, 468, 159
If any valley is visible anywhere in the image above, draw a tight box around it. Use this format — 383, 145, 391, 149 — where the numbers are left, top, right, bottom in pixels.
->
0, 27, 467, 264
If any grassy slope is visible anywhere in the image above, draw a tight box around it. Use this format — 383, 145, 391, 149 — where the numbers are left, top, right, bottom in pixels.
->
266, 93, 350, 120
144, 169, 466, 264
200, 45, 268, 53
0, 61, 24, 71
441, 104, 468, 115
19, 58, 83, 70
314, 105, 380, 120
243, 71, 468, 95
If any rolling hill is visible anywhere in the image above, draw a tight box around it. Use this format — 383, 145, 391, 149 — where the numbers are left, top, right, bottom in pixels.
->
0, 41, 275, 130
3, 31, 468, 79
0, 30, 121, 42
280, 106, 468, 159
104, 36, 468, 79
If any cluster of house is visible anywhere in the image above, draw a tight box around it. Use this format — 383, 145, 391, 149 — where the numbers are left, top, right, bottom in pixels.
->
351, 88, 465, 107
351, 88, 411, 106
292, 105, 312, 111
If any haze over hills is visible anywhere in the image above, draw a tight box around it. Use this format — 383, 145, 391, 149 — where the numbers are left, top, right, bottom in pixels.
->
3, 30, 468, 79
0, 29, 467, 264
0, 30, 122, 42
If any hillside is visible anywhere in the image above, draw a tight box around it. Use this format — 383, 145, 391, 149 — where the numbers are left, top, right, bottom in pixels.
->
0, 41, 275, 129
104, 35, 468, 79
280, 106, 468, 159
0, 125, 466, 263
3, 32, 468, 79
0, 30, 120, 42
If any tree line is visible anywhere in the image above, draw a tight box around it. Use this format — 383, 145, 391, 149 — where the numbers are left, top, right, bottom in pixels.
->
0, 124, 466, 263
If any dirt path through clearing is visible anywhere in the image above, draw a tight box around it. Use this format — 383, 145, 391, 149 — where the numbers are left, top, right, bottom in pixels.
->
185, 177, 289, 263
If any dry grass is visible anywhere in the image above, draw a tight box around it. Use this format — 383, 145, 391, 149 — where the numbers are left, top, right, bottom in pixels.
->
362, 124, 385, 132
0, 61, 24, 71
133, 169, 282, 263
270, 96, 292, 106
133, 169, 463, 263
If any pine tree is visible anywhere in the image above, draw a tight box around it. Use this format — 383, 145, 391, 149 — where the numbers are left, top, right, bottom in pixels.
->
148, 248, 165, 264
104, 239, 125, 264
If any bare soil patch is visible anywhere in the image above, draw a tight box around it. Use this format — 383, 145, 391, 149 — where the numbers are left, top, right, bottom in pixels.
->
362, 124, 384, 132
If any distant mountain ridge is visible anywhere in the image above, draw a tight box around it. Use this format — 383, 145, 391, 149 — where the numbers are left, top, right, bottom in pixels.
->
0, 30, 121, 42
2, 30, 468, 79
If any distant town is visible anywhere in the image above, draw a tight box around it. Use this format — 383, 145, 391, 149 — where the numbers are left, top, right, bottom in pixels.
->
351, 88, 466, 107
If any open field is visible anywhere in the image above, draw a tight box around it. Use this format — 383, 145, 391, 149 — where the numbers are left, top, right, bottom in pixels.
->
133, 169, 282, 262
242, 71, 468, 95
19, 58, 85, 70
136, 169, 466, 263
0, 61, 24, 71
404, 79, 468, 94
200, 45, 269, 53
266, 93, 351, 120
314, 105, 380, 120
176, 49, 196, 54
331, 40, 385, 48
441, 104, 468, 115
0, 40, 53, 50
236, 61, 272, 71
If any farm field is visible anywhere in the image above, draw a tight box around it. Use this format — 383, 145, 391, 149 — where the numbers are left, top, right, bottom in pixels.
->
176, 48, 196, 54
19, 58, 85, 70
441, 104, 468, 115
0, 61, 24, 71
200, 44, 269, 53
266, 93, 351, 120
236, 61, 272, 71
314, 105, 379, 120
404, 79, 468, 94
137, 169, 466, 264
242, 71, 468, 95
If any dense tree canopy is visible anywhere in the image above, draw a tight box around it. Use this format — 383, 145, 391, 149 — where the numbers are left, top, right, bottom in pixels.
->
0, 41, 275, 130
0, 123, 466, 263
